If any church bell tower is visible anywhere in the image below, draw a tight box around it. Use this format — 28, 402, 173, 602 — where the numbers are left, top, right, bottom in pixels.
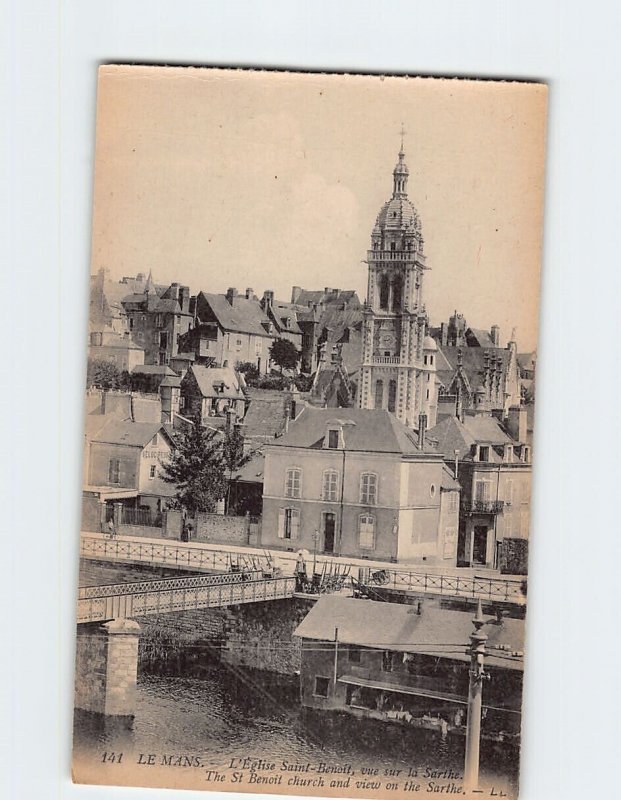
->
358, 135, 437, 429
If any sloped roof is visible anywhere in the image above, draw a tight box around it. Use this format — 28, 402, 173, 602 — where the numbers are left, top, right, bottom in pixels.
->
426, 414, 513, 461
440, 465, 461, 492
198, 292, 272, 337
466, 328, 496, 348
271, 407, 433, 456
187, 365, 244, 399
131, 365, 177, 376
271, 302, 302, 335
294, 596, 524, 671
90, 419, 172, 448
241, 388, 288, 440
296, 289, 361, 309
233, 451, 265, 483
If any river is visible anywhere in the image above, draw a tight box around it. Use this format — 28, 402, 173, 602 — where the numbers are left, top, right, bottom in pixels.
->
74, 666, 519, 797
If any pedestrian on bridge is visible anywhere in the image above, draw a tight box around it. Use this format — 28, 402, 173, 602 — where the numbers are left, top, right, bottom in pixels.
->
295, 550, 307, 592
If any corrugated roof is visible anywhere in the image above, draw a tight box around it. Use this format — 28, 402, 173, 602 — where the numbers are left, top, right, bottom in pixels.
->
271, 407, 432, 456
294, 596, 524, 670
198, 292, 272, 337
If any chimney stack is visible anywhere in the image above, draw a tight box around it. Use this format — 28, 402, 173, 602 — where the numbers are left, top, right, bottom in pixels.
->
261, 289, 274, 310
245, 287, 254, 300
291, 286, 302, 304
440, 322, 448, 346
417, 413, 428, 449
225, 287, 238, 306
491, 325, 500, 347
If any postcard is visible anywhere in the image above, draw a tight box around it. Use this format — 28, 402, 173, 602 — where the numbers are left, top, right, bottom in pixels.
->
72, 65, 547, 798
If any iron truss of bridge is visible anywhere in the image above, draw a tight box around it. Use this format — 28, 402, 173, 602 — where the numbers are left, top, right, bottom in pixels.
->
77, 570, 296, 623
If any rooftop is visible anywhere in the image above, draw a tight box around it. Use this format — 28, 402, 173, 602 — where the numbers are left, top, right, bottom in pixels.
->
90, 419, 173, 448
270, 407, 436, 456
294, 596, 524, 671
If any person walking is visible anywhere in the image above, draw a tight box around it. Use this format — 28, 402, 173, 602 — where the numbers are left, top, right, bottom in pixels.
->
295, 550, 307, 592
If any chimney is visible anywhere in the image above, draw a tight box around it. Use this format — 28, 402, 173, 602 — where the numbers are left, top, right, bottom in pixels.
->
324, 287, 335, 295
283, 402, 290, 433
506, 405, 527, 443
179, 285, 190, 312
170, 282, 180, 300
245, 287, 254, 300
225, 287, 238, 306
440, 322, 448, 346
417, 413, 427, 448
491, 324, 500, 347
291, 286, 302, 304
261, 289, 274, 310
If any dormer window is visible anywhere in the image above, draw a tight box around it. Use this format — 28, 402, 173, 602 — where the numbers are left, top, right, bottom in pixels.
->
328, 430, 339, 449
479, 446, 490, 462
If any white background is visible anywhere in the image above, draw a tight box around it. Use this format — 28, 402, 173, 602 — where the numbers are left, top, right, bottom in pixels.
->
2, 2, 619, 799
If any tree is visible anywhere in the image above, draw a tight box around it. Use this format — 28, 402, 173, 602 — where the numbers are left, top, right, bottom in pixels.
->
269, 338, 300, 372
222, 424, 254, 514
160, 418, 253, 516
86, 358, 130, 390
236, 361, 259, 381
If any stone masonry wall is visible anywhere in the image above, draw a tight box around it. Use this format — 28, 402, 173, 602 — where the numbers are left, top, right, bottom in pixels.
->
74, 623, 108, 714
194, 512, 249, 545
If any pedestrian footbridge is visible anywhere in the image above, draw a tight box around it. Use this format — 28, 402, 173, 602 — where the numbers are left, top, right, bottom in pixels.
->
77, 571, 296, 623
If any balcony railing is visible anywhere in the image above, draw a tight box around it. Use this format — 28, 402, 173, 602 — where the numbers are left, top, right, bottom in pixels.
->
370, 356, 401, 365
368, 250, 425, 264
462, 500, 505, 515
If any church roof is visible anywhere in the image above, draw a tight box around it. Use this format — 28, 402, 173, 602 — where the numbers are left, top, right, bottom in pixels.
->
374, 195, 421, 233
435, 345, 512, 394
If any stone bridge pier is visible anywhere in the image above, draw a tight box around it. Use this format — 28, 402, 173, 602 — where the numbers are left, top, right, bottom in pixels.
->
74, 618, 141, 718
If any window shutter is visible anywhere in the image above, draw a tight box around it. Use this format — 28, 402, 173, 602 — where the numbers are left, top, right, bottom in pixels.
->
291, 510, 300, 540
277, 509, 285, 539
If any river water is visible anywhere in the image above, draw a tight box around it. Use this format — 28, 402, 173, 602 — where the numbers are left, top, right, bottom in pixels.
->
74, 667, 519, 797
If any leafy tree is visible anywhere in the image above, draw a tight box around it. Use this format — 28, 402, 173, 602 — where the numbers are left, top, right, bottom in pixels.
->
86, 358, 131, 390
160, 418, 252, 516
236, 361, 259, 381
269, 338, 300, 372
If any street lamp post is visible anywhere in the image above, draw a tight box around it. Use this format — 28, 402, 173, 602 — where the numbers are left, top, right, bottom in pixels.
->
464, 599, 489, 791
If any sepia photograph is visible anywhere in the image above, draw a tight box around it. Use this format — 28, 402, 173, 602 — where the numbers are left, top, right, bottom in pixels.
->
72, 65, 547, 798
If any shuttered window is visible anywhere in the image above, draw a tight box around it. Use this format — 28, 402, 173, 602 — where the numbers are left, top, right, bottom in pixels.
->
285, 468, 302, 498
108, 458, 121, 484
359, 514, 375, 549
323, 470, 339, 501
278, 508, 300, 540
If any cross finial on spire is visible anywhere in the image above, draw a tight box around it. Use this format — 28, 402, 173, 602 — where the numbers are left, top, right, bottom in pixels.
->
399, 122, 406, 154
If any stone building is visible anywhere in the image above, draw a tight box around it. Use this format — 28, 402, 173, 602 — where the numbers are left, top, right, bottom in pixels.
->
261, 407, 460, 564
426, 407, 532, 573
121, 272, 193, 366
358, 144, 438, 429
179, 364, 247, 424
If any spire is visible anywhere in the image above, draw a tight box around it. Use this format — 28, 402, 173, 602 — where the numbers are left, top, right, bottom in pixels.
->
393, 124, 409, 197
144, 270, 157, 295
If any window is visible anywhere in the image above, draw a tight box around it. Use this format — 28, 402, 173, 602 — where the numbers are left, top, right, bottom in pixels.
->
479, 446, 490, 462
382, 651, 396, 672
108, 458, 121, 484
430, 484, 436, 498
359, 514, 375, 549
328, 430, 339, 449
424, 355, 428, 365
159, 331, 168, 349
278, 508, 300, 540
285, 468, 301, 498
426, 389, 430, 400
379, 275, 390, 310
149, 464, 156, 479
360, 473, 378, 505
429, 355, 434, 366
374, 380, 384, 410
155, 313, 163, 328
448, 492, 459, 513
392, 276, 403, 310
505, 480, 513, 505
348, 646, 361, 663
236, 338, 242, 347
323, 470, 339, 501
388, 380, 397, 412
128, 317, 134, 330
475, 480, 490, 502
314, 676, 330, 698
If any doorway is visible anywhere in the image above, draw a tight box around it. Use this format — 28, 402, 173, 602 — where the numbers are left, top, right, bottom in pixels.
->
472, 526, 488, 566
323, 513, 336, 554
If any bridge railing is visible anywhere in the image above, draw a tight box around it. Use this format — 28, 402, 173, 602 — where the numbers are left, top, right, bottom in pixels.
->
78, 570, 266, 599
363, 568, 525, 603
77, 575, 296, 623
80, 535, 256, 573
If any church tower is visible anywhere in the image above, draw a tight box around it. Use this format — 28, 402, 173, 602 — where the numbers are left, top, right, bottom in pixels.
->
358, 138, 437, 429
